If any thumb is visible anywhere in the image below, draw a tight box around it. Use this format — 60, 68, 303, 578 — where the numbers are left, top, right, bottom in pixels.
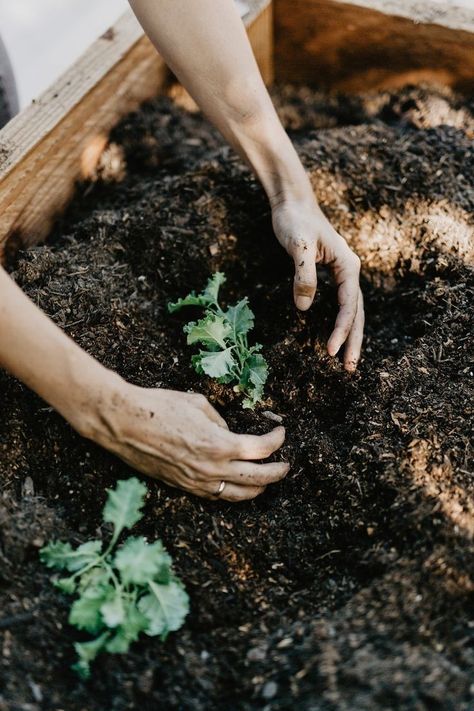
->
293, 246, 317, 311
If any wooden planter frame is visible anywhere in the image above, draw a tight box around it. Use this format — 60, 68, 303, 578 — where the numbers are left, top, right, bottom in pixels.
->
0, 0, 472, 261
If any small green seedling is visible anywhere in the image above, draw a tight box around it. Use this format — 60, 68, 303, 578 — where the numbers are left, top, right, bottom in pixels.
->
168, 272, 268, 408
40, 478, 189, 679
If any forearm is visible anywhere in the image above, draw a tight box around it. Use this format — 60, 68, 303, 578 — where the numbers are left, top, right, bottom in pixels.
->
128, 0, 313, 205
0, 266, 120, 436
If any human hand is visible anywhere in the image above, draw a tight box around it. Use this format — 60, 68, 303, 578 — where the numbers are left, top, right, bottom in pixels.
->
88, 384, 288, 502
272, 198, 364, 371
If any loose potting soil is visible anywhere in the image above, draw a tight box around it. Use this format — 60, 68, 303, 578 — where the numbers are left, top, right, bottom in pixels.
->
1, 83, 473, 710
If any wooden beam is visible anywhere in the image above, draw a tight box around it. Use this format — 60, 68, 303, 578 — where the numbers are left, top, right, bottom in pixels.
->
274, 0, 474, 93
0, 2, 273, 259
245, 0, 275, 85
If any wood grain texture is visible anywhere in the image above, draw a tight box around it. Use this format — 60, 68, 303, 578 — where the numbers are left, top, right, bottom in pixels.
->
246, 0, 275, 85
274, 0, 474, 93
0, 2, 273, 258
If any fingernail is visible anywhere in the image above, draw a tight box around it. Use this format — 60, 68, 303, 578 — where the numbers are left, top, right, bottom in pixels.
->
295, 296, 312, 311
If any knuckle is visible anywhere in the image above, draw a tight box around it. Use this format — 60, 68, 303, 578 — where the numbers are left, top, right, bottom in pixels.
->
259, 446, 273, 461
200, 438, 222, 459
212, 441, 230, 459
199, 460, 220, 478
184, 465, 199, 482
233, 437, 251, 460
291, 238, 315, 259
290, 236, 306, 250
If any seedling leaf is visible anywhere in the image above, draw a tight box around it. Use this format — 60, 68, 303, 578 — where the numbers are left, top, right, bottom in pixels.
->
202, 271, 226, 304
168, 293, 209, 312
72, 632, 110, 679
139, 580, 190, 639
40, 541, 75, 570
225, 298, 254, 338
167, 272, 226, 313
54, 577, 77, 595
198, 347, 236, 379
184, 313, 232, 349
103, 477, 147, 540
169, 273, 268, 408
100, 591, 125, 628
241, 353, 268, 409
69, 586, 110, 633
41, 478, 188, 678
114, 536, 171, 585
105, 603, 148, 654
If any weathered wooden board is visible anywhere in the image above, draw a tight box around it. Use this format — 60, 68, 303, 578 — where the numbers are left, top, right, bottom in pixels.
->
0, 2, 273, 259
274, 0, 474, 93
246, 0, 275, 87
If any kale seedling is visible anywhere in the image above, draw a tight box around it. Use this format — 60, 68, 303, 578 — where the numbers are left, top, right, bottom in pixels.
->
168, 272, 268, 408
40, 478, 189, 679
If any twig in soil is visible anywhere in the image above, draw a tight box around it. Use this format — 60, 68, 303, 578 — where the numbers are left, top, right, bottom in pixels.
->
313, 549, 341, 562
0, 612, 35, 630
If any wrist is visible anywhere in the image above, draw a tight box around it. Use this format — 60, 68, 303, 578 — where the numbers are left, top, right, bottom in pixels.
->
58, 353, 126, 444
232, 115, 315, 206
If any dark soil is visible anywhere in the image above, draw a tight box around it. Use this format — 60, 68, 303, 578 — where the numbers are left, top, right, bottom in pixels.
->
1, 83, 473, 711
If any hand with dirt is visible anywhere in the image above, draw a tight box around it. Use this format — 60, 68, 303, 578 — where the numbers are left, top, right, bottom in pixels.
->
129, 0, 364, 370
0, 266, 288, 501
92, 386, 289, 502
272, 198, 364, 371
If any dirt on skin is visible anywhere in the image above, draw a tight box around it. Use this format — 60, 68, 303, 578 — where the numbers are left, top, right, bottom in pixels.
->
0, 82, 473, 711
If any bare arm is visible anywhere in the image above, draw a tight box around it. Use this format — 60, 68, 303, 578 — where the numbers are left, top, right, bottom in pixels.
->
0, 265, 115, 434
0, 265, 287, 500
129, 0, 364, 369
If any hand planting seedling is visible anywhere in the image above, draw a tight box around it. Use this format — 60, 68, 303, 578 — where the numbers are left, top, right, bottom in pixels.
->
168, 272, 268, 408
40, 478, 189, 679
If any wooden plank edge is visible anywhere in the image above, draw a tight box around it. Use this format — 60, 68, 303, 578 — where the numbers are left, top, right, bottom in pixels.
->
331, 0, 474, 34
0, 12, 144, 180
0, 1, 274, 259
274, 0, 474, 93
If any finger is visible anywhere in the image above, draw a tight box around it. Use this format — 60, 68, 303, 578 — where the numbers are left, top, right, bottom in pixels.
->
170, 480, 266, 502
224, 460, 290, 486
293, 243, 317, 311
344, 289, 365, 372
202, 482, 265, 502
327, 255, 360, 356
216, 483, 266, 502
228, 426, 286, 461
